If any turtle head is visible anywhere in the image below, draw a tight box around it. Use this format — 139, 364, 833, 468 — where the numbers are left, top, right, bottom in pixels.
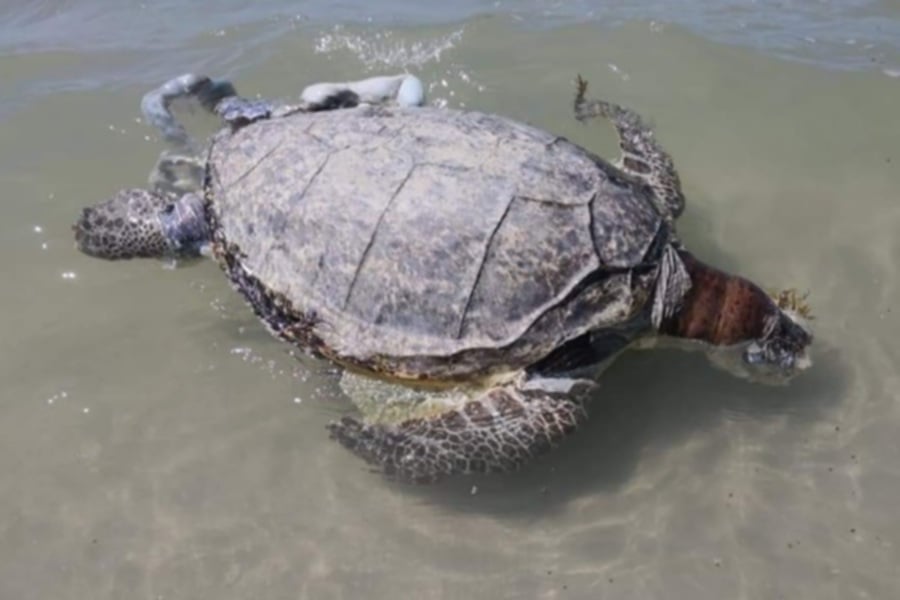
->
661, 252, 814, 384
739, 306, 813, 382
676, 291, 814, 385
74, 188, 209, 260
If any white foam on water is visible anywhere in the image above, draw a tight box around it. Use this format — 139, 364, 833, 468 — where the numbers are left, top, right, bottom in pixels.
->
314, 26, 465, 70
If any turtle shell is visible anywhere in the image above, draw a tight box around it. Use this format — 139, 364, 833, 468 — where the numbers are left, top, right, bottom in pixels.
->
206, 106, 670, 381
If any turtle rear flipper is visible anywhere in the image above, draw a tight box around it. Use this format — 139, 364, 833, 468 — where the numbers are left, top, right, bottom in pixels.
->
574, 75, 685, 222
327, 377, 592, 483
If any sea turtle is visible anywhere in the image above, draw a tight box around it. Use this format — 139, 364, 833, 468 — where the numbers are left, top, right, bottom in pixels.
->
74, 73, 813, 483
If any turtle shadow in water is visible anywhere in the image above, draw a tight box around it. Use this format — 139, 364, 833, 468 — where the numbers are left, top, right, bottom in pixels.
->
400, 339, 847, 516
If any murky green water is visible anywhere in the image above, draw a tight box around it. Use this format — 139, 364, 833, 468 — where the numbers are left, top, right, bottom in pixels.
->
2, 4, 899, 599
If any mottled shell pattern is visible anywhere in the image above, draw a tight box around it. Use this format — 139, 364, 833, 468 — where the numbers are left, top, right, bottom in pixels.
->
205, 105, 670, 381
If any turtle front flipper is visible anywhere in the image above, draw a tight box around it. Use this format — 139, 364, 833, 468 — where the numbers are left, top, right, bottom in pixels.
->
574, 75, 685, 222
327, 376, 592, 483
149, 150, 206, 196
299, 74, 426, 111
140, 73, 240, 149
142, 74, 275, 195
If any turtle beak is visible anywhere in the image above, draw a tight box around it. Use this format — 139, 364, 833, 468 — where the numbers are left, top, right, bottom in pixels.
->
742, 310, 813, 382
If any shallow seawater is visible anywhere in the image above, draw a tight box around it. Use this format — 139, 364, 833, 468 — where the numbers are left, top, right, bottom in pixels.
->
2, 2, 900, 598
